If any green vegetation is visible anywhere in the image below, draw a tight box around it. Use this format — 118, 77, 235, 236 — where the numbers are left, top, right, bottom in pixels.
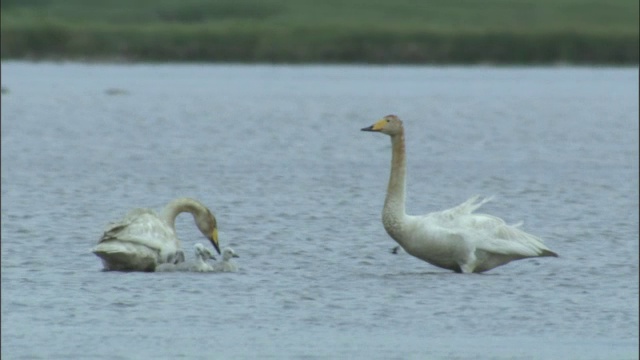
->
1, 0, 638, 64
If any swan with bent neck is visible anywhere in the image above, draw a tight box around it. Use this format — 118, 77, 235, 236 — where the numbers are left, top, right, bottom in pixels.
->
93, 197, 221, 272
361, 115, 557, 273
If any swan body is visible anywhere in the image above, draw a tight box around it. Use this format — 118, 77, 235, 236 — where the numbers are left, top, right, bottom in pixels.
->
362, 115, 557, 273
155, 243, 216, 272
212, 247, 239, 272
92, 198, 220, 272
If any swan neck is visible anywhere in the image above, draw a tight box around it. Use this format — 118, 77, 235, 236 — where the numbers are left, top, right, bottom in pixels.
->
384, 133, 407, 216
161, 198, 204, 231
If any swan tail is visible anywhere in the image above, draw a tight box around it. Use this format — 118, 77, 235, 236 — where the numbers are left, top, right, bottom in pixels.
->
491, 224, 558, 258
539, 249, 559, 257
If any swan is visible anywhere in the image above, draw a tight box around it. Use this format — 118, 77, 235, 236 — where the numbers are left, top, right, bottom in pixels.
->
155, 243, 216, 272
212, 247, 239, 272
189, 243, 216, 272
92, 197, 221, 272
361, 115, 558, 273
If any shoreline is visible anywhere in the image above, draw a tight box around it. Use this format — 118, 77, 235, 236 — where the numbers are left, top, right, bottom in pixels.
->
2, 27, 637, 65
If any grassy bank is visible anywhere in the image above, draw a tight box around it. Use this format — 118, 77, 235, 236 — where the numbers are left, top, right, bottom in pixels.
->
1, 0, 638, 64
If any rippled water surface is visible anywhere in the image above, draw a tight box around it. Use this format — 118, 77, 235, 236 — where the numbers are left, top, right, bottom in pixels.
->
2, 62, 638, 359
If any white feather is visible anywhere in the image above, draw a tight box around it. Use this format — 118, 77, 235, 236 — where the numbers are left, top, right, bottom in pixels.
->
362, 115, 557, 273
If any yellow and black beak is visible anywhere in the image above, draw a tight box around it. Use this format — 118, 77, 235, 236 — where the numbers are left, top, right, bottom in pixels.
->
209, 228, 221, 255
361, 118, 386, 132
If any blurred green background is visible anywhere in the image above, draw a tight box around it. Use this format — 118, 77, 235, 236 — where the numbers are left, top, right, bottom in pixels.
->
1, 0, 638, 63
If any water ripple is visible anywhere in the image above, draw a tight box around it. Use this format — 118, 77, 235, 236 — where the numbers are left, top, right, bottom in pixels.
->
2, 63, 638, 360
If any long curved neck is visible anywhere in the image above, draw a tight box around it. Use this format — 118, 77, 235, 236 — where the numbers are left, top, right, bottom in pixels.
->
382, 132, 407, 239
161, 198, 205, 230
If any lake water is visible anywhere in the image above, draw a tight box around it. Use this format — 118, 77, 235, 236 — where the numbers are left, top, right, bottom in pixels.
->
1, 62, 638, 359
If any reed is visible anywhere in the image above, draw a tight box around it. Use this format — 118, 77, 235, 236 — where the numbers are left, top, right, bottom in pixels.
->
2, 0, 637, 64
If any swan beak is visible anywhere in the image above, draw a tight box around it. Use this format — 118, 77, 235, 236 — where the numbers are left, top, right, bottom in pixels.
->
232, 253, 240, 258
361, 119, 386, 132
209, 228, 221, 255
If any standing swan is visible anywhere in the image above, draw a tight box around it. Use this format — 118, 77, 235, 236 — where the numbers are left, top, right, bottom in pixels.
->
92, 197, 221, 272
361, 115, 557, 273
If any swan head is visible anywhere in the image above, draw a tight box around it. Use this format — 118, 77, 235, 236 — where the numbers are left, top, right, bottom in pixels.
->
361, 114, 403, 136
195, 209, 221, 255
195, 243, 216, 261
222, 247, 239, 261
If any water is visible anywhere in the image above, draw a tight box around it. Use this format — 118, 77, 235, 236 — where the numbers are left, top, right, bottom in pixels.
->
1, 62, 638, 359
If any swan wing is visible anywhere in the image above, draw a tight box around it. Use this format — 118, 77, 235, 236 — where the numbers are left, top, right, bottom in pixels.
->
404, 215, 470, 266
434, 195, 492, 219
474, 221, 557, 257
101, 210, 175, 246
93, 209, 180, 271
432, 209, 556, 258
407, 201, 555, 273
428, 196, 552, 255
